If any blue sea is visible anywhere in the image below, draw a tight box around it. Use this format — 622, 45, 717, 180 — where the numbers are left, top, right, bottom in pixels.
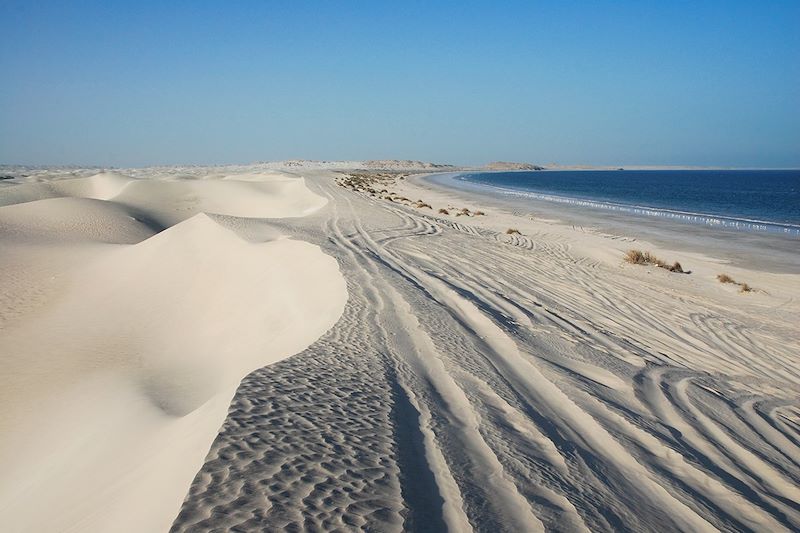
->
451, 170, 800, 236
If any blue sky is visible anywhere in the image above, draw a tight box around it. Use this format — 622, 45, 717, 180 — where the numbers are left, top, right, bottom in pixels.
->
1, 1, 798, 167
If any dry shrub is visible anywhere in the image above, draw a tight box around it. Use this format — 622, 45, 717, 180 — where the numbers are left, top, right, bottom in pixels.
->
718, 273, 754, 293
474, 210, 486, 216
625, 249, 648, 264
416, 202, 432, 209
625, 249, 688, 274
506, 228, 521, 235
438, 208, 450, 215
717, 273, 735, 284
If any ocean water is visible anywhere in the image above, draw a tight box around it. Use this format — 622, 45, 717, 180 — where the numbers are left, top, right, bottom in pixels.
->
453, 170, 800, 236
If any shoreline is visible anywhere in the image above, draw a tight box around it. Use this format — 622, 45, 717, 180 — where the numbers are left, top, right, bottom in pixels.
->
451, 171, 800, 234
412, 171, 800, 275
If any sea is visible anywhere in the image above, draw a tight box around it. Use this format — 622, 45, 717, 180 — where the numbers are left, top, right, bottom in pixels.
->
447, 169, 800, 236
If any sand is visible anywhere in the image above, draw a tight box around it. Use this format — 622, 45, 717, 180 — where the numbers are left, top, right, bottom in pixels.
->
1, 162, 799, 532
0, 169, 346, 532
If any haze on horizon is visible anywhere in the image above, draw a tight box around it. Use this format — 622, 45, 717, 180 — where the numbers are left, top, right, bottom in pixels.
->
1, 0, 798, 168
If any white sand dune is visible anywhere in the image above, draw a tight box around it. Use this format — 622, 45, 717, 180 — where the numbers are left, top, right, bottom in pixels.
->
1, 171, 326, 224
2, 161, 799, 532
0, 171, 346, 532
0, 196, 157, 244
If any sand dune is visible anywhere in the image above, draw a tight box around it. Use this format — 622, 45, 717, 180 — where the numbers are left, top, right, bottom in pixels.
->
0, 196, 157, 244
0, 171, 346, 532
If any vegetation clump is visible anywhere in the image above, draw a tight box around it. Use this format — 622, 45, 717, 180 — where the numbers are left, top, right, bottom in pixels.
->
624, 249, 686, 273
506, 228, 521, 235
717, 273, 754, 293
438, 208, 450, 215
336, 170, 405, 196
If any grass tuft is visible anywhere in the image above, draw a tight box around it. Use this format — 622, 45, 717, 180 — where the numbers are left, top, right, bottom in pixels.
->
625, 249, 689, 274
739, 283, 752, 293
506, 228, 521, 235
624, 249, 649, 264
717, 273, 754, 293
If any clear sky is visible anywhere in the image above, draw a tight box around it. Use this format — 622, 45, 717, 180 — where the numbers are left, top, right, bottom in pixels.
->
1, 1, 798, 167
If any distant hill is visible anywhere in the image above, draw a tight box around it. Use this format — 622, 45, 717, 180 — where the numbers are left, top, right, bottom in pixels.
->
483, 161, 544, 171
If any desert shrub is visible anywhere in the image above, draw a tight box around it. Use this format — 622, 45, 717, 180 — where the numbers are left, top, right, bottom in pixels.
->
625, 249, 688, 274
474, 210, 485, 216
719, 273, 753, 292
625, 249, 647, 264
506, 228, 521, 235
717, 273, 754, 293
626, 249, 664, 266
438, 208, 449, 215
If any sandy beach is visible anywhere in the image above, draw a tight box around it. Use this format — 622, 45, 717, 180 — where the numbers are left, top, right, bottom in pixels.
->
1, 161, 799, 532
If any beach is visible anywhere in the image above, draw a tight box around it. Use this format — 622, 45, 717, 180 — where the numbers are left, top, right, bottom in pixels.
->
2, 161, 799, 532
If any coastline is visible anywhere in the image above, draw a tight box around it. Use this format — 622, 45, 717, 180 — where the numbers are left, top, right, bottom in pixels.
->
413, 171, 800, 275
